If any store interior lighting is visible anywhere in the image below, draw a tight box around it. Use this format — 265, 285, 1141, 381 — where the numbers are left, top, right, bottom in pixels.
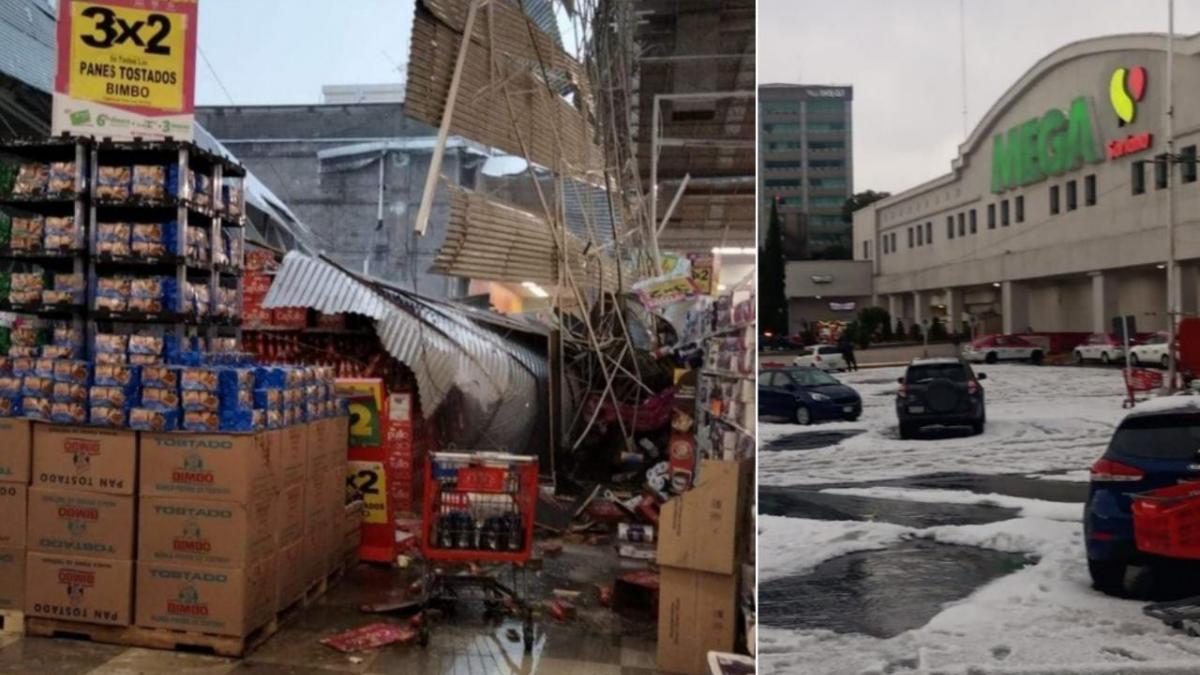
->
521, 281, 550, 298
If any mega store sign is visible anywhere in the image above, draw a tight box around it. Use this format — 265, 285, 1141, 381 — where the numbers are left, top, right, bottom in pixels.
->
51, 0, 199, 142
991, 65, 1151, 193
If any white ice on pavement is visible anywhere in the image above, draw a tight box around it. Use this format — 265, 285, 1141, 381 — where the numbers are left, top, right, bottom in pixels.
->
759, 364, 1200, 673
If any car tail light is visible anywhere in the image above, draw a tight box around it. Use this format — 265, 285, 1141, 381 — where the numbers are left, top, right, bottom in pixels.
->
897, 382, 907, 398
1090, 458, 1144, 482
967, 380, 979, 395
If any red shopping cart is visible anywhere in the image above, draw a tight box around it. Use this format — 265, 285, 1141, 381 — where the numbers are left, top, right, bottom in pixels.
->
417, 451, 539, 651
1131, 482, 1200, 559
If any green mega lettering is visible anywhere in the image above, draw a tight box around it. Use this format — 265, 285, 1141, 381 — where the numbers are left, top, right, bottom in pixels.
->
991, 96, 1102, 193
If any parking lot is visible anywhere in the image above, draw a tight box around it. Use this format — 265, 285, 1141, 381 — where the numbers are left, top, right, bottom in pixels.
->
758, 363, 1200, 674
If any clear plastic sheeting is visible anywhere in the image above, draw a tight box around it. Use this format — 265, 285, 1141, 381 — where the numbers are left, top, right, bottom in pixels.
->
261, 251, 548, 455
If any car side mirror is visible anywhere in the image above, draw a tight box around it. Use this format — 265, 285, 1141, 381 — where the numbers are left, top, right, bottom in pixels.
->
977, 373, 987, 380
897, 377, 905, 384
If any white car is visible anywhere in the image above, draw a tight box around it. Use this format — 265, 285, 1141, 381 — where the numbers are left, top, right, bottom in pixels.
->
793, 345, 847, 371
1073, 332, 1126, 365
961, 334, 1044, 364
1129, 332, 1170, 368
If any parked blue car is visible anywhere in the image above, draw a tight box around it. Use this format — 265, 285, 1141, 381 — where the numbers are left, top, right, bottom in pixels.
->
1084, 401, 1200, 595
758, 367, 862, 425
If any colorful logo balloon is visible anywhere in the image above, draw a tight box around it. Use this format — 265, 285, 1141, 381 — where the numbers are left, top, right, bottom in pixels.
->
1109, 66, 1147, 126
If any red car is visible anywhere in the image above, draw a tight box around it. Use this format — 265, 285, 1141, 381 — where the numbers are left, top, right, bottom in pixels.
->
961, 334, 1044, 364
1073, 332, 1127, 365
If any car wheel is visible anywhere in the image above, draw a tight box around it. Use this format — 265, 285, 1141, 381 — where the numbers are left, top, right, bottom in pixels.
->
985, 352, 998, 364
1130, 353, 1140, 367
1031, 350, 1043, 365
1162, 354, 1171, 369
972, 419, 985, 435
846, 414, 860, 422
1073, 350, 1083, 365
1088, 558, 1127, 596
794, 405, 812, 426
898, 422, 914, 440
1101, 352, 1111, 365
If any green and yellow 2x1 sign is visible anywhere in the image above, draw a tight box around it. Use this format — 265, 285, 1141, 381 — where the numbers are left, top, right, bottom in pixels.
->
991, 96, 1102, 194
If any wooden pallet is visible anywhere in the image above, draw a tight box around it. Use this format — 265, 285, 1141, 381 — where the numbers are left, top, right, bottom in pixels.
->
0, 610, 24, 636
25, 617, 278, 658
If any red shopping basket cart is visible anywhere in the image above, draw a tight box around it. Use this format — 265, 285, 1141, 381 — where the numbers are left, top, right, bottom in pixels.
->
1132, 482, 1200, 559
417, 451, 539, 651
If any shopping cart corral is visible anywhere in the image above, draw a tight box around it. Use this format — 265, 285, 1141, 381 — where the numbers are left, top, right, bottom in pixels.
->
418, 452, 539, 651
1132, 483, 1200, 633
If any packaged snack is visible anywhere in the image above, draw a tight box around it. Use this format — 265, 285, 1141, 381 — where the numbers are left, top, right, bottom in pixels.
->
97, 223, 132, 257
251, 409, 265, 429
129, 354, 162, 366
129, 407, 178, 431
219, 408, 255, 432
183, 411, 219, 432
129, 334, 163, 356
94, 333, 129, 354
10, 273, 44, 305
90, 386, 129, 408
132, 165, 167, 200
44, 217, 82, 252
51, 382, 86, 404
10, 358, 33, 376
192, 283, 210, 318
50, 402, 87, 424
47, 162, 76, 197
21, 375, 52, 397
180, 367, 217, 391
21, 396, 50, 421
93, 353, 127, 365
42, 290, 75, 305
0, 377, 20, 397
53, 325, 83, 347
46, 273, 84, 305
12, 163, 48, 197
52, 360, 89, 385
212, 229, 228, 266
90, 406, 126, 427
141, 387, 180, 411
224, 181, 243, 215
96, 166, 132, 200
94, 276, 130, 312
11, 325, 40, 347
33, 358, 55, 377
265, 409, 282, 429
6, 346, 35, 358
253, 388, 281, 409
187, 226, 210, 262
40, 345, 75, 360
182, 389, 218, 412
211, 338, 238, 353
93, 363, 138, 388
11, 216, 44, 252
193, 172, 211, 207
0, 397, 20, 417
0, 358, 12, 376
222, 389, 252, 411
142, 366, 178, 389
132, 223, 165, 257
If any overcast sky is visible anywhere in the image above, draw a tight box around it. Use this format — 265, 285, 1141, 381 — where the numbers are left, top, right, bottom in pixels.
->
760, 0, 1200, 195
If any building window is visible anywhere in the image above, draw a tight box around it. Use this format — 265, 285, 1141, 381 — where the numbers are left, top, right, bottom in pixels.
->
1183, 146, 1197, 184
947, 216, 954, 239
1085, 174, 1097, 205
765, 161, 802, 170
917, 226, 924, 246
987, 204, 996, 229
1050, 185, 1060, 214
1015, 195, 1024, 223
1001, 200, 1010, 226
863, 240, 870, 259
890, 232, 896, 252
764, 179, 801, 188
969, 209, 977, 233
1155, 153, 1169, 189
1066, 180, 1077, 211
1133, 162, 1146, 195
908, 227, 914, 248
957, 213, 965, 237
926, 221, 932, 244
763, 123, 802, 134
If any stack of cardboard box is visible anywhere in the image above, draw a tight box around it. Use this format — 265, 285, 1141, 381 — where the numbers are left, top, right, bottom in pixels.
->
656, 459, 752, 675
25, 424, 138, 626
135, 430, 277, 636
0, 419, 30, 614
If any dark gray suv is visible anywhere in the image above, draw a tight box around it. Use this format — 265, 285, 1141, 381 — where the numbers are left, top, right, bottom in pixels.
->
895, 358, 986, 439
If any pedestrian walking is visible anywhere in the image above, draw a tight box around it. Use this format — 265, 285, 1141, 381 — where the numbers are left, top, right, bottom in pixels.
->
838, 333, 858, 372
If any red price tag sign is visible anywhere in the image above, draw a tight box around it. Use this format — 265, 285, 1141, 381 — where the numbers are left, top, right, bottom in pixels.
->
457, 466, 507, 492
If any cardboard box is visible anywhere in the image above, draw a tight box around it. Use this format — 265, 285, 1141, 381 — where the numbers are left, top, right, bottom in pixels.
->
280, 424, 307, 486
656, 567, 738, 675
139, 431, 273, 504
0, 547, 24, 609
302, 510, 331, 584
138, 496, 275, 567
26, 553, 133, 626
136, 556, 276, 637
27, 487, 134, 559
306, 419, 325, 474
274, 481, 305, 545
265, 429, 284, 488
33, 425, 137, 496
304, 469, 326, 522
0, 483, 26, 548
0, 419, 31, 484
273, 540, 305, 611
657, 460, 751, 575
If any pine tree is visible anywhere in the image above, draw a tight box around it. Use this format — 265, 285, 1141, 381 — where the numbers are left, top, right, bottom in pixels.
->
760, 197, 789, 336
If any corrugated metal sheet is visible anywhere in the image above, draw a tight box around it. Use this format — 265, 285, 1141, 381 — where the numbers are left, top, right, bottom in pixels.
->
262, 252, 547, 453
0, 0, 54, 92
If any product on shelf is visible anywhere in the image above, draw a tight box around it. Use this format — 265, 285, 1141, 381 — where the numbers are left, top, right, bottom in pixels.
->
11, 216, 44, 251
224, 180, 243, 215
96, 166, 132, 200
132, 223, 168, 257
141, 365, 177, 389
94, 275, 131, 312
12, 163, 48, 197
187, 225, 209, 262
141, 387, 180, 411
89, 405, 126, 427
50, 401, 86, 424
10, 272, 45, 305
97, 222, 133, 257
129, 407, 178, 431
191, 170, 211, 207
128, 276, 167, 314
44, 216, 83, 252
47, 162, 76, 197
129, 334, 163, 356
21, 395, 49, 420
52, 359, 88, 385
44, 273, 84, 305
132, 165, 168, 200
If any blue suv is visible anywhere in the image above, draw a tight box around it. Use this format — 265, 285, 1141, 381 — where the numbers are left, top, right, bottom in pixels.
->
1084, 402, 1200, 595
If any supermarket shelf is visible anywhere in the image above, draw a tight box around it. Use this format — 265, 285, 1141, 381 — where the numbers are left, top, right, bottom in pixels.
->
0, 301, 81, 318
93, 253, 212, 272
0, 248, 81, 262
94, 197, 217, 220
213, 264, 244, 276
0, 195, 82, 210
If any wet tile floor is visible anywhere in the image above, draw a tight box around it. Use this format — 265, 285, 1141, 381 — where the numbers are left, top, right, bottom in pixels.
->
0, 543, 664, 674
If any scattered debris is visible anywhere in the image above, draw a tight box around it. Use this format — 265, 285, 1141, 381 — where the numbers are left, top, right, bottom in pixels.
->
546, 599, 576, 621
612, 570, 660, 619
505, 627, 521, 642
541, 540, 564, 557
552, 589, 582, 601
360, 599, 421, 615
597, 585, 613, 607
320, 623, 417, 653
617, 543, 655, 561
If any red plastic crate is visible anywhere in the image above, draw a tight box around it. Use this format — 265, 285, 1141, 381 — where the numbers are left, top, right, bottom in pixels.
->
1132, 482, 1200, 559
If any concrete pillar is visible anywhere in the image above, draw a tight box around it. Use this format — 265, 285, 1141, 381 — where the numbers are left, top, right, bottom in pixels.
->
945, 288, 964, 335
912, 290, 925, 328
1176, 265, 1197, 319
1090, 271, 1117, 334
887, 294, 900, 323
1002, 281, 1029, 334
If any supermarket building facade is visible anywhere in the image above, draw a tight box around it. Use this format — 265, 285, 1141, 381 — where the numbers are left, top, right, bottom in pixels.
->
853, 33, 1200, 335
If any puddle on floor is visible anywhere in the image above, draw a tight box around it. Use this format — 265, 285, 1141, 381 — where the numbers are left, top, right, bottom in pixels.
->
758, 487, 1018, 528
760, 540, 1032, 638
764, 429, 864, 451
879, 472, 1089, 503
